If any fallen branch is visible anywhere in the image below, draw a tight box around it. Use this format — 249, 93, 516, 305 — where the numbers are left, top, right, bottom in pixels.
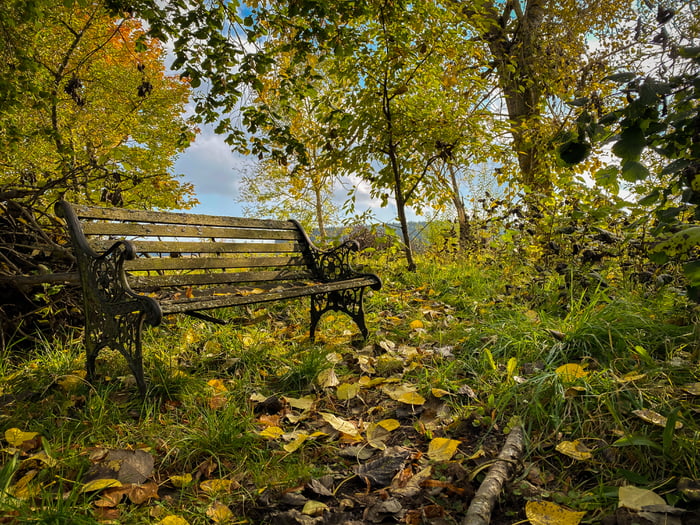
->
462, 425, 525, 525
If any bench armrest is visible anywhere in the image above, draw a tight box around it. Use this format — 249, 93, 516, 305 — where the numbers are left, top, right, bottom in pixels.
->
55, 200, 161, 325
314, 240, 361, 281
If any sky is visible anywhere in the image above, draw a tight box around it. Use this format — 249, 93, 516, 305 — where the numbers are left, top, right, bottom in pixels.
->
172, 123, 414, 224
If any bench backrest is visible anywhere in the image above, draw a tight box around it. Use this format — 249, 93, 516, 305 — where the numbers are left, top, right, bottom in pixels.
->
59, 202, 319, 294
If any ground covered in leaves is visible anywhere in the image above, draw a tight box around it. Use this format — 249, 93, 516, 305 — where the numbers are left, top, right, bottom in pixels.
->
1, 256, 700, 524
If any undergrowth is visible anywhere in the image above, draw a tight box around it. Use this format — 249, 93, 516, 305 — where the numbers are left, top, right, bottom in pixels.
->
1, 251, 698, 523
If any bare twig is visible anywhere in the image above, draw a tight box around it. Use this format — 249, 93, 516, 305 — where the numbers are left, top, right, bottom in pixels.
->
462, 425, 525, 525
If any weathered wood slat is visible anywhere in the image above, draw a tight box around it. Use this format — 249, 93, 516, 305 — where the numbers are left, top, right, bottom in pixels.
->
71, 204, 296, 230
89, 240, 301, 254
125, 255, 307, 272
81, 222, 301, 241
158, 277, 379, 314
129, 269, 315, 289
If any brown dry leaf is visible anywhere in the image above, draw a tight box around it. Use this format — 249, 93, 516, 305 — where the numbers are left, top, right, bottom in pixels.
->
633, 409, 683, 429
208, 394, 227, 410
126, 481, 159, 504
525, 500, 585, 525
555, 440, 592, 460
316, 368, 339, 388
206, 501, 234, 523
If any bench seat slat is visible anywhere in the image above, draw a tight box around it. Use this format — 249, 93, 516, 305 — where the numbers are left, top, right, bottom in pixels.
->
125, 256, 307, 272
129, 269, 315, 289
81, 222, 301, 241
157, 277, 379, 314
90, 240, 301, 254
71, 204, 297, 230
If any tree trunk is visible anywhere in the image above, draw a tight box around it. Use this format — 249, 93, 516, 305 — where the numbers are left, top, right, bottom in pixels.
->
447, 163, 471, 252
314, 185, 327, 242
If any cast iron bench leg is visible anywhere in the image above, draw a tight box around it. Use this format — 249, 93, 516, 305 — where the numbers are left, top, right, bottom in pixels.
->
309, 288, 369, 342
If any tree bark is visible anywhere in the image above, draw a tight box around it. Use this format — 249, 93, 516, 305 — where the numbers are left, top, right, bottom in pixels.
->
462, 425, 525, 525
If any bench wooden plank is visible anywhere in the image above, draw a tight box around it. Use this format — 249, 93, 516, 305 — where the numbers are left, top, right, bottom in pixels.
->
89, 240, 301, 254
70, 204, 297, 230
129, 269, 316, 289
125, 255, 306, 271
80, 222, 302, 241
158, 277, 379, 313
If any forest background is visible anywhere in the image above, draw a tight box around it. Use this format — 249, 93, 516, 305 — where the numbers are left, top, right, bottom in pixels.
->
0, 0, 699, 524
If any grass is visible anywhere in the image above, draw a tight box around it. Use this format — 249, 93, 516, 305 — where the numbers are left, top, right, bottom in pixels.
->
1, 250, 698, 523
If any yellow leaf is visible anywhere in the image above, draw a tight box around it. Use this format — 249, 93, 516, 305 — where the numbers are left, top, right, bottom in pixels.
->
337, 383, 361, 400
319, 412, 360, 437
618, 485, 666, 510
82, 479, 122, 493
169, 474, 193, 488
23, 450, 57, 468
4, 428, 39, 447
410, 319, 424, 330
200, 479, 239, 494
431, 388, 451, 398
555, 440, 592, 461
427, 437, 461, 461
207, 379, 228, 393
616, 372, 646, 383
259, 426, 284, 439
302, 500, 328, 516
284, 395, 316, 410
555, 363, 589, 383
365, 423, 390, 450
525, 501, 585, 525
397, 392, 426, 405
206, 501, 234, 523
9, 470, 39, 499
377, 419, 400, 431
632, 409, 683, 429
158, 516, 190, 525
283, 433, 308, 453
57, 373, 84, 391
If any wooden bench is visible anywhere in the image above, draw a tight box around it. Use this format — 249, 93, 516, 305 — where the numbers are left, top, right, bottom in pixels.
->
55, 200, 382, 396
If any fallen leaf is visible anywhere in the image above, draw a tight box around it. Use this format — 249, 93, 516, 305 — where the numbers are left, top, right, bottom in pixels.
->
427, 438, 461, 461
200, 479, 240, 494
366, 423, 391, 450
284, 396, 316, 410
397, 391, 426, 405
320, 412, 360, 437
206, 501, 234, 523
259, 426, 284, 439
169, 473, 193, 488
82, 478, 122, 493
377, 419, 400, 431
431, 388, 451, 398
618, 485, 666, 510
410, 319, 424, 330
555, 440, 593, 461
157, 516, 190, 525
525, 500, 585, 525
302, 500, 328, 516
555, 363, 588, 383
317, 368, 339, 388
4, 428, 40, 451
283, 433, 308, 453
207, 379, 228, 393
633, 409, 683, 429
337, 383, 361, 400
